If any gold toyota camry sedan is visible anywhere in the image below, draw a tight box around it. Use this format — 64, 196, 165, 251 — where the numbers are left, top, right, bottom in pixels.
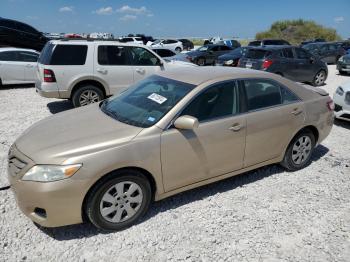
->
8, 67, 334, 231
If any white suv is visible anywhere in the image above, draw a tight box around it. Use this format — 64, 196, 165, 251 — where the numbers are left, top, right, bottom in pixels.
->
36, 40, 195, 107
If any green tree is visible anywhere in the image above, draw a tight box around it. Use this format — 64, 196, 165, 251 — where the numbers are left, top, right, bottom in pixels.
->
256, 19, 342, 45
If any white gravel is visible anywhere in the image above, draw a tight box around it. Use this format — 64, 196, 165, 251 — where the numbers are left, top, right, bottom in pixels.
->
0, 65, 349, 262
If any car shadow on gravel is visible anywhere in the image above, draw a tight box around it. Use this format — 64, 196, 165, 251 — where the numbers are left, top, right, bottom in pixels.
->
36, 144, 329, 241
0, 84, 34, 90
47, 101, 74, 114
334, 119, 350, 129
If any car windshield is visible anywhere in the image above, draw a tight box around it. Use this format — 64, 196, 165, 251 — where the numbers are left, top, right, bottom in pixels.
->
228, 47, 248, 56
101, 75, 195, 128
152, 39, 162, 44
198, 46, 209, 51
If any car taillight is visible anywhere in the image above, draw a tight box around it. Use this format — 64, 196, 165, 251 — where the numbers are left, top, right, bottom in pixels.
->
43, 69, 56, 82
262, 59, 273, 69
327, 98, 335, 111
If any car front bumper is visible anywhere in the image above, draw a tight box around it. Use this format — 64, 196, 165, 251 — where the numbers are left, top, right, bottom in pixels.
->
8, 145, 86, 227
337, 62, 350, 72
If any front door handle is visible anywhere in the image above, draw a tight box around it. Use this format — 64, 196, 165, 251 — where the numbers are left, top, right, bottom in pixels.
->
135, 68, 145, 74
97, 68, 108, 74
229, 123, 244, 132
291, 108, 303, 115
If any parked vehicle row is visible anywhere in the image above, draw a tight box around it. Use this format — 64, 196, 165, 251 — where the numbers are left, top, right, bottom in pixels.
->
301, 42, 346, 64
8, 66, 334, 230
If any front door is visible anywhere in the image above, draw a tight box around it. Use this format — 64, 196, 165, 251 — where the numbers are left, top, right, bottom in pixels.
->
241, 79, 305, 167
161, 81, 246, 191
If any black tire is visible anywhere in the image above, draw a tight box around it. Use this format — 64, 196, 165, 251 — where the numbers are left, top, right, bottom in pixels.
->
339, 70, 347, 75
0, 78, 2, 87
312, 70, 327, 86
85, 170, 152, 231
197, 57, 206, 66
72, 85, 104, 107
281, 130, 315, 171
175, 47, 182, 53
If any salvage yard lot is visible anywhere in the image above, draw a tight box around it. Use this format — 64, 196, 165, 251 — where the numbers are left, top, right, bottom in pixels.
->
0, 65, 350, 261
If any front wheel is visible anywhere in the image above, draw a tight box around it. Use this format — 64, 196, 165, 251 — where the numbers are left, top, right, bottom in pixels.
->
281, 130, 315, 171
197, 58, 206, 66
175, 47, 182, 53
85, 170, 152, 231
312, 70, 326, 86
72, 85, 104, 107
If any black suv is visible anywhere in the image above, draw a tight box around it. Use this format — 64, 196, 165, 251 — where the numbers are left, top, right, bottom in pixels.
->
248, 39, 290, 46
0, 17, 48, 51
302, 42, 346, 64
238, 46, 328, 86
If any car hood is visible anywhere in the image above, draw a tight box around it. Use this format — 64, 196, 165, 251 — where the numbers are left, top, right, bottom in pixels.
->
15, 104, 143, 164
186, 50, 205, 57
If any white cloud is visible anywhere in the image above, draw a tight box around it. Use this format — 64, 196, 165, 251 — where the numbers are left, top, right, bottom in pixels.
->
119, 14, 137, 21
334, 16, 344, 23
116, 5, 148, 14
59, 6, 74, 13
94, 6, 113, 15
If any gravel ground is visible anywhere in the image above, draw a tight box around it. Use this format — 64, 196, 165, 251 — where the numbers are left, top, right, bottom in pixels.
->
0, 65, 349, 262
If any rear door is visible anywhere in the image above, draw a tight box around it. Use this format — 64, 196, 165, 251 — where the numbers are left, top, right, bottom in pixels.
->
18, 51, 39, 82
129, 46, 163, 83
95, 45, 134, 95
293, 48, 315, 82
0, 51, 25, 84
241, 79, 305, 167
278, 48, 297, 80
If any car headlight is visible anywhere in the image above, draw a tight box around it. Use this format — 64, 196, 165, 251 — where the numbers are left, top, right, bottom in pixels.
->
224, 60, 234, 65
22, 164, 82, 182
338, 56, 344, 62
336, 86, 344, 96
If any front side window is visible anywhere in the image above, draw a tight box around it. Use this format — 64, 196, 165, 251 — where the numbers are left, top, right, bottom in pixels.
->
129, 47, 159, 66
0, 51, 18, 61
280, 48, 294, 58
244, 79, 282, 111
50, 45, 88, 65
101, 75, 195, 128
181, 81, 238, 122
98, 45, 129, 65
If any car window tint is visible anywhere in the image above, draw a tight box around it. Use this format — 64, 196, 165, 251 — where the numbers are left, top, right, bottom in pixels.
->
181, 81, 238, 122
211, 46, 220, 51
0, 51, 18, 61
18, 51, 39, 62
329, 44, 337, 51
98, 45, 129, 65
295, 48, 310, 59
129, 47, 159, 66
244, 79, 282, 111
248, 41, 261, 46
280, 86, 299, 104
51, 45, 87, 65
220, 46, 231, 51
280, 48, 294, 58
16, 22, 37, 34
245, 49, 271, 59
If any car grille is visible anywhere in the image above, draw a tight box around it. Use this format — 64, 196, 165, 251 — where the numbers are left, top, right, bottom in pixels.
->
8, 156, 28, 177
346, 92, 350, 104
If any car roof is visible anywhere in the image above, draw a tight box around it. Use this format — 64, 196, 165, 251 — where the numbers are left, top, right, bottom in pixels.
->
156, 66, 272, 85
248, 45, 292, 50
0, 47, 39, 53
48, 39, 143, 46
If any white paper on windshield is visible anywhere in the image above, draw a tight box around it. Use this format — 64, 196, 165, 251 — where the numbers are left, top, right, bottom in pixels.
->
148, 93, 167, 104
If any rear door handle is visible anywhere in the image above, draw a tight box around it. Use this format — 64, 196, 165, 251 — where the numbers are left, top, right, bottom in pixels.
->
97, 68, 107, 74
291, 108, 303, 115
135, 68, 145, 74
229, 123, 244, 132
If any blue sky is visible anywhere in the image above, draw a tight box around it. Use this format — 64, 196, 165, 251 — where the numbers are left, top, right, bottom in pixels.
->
1, 0, 349, 39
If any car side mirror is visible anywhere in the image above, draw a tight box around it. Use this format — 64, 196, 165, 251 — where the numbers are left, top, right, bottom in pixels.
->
174, 115, 199, 130
310, 57, 315, 63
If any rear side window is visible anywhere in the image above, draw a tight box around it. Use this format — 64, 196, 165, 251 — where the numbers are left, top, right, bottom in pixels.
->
280, 86, 299, 103
280, 48, 294, 58
18, 51, 39, 62
129, 47, 159, 66
245, 49, 271, 59
181, 81, 238, 122
98, 45, 130, 65
49, 45, 87, 65
295, 48, 310, 59
243, 79, 282, 111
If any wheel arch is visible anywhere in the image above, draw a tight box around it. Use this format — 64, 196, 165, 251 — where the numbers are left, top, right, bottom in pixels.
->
81, 166, 157, 221
70, 79, 108, 99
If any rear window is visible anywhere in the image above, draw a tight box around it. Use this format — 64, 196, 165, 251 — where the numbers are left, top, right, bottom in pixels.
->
38, 44, 87, 65
245, 49, 271, 59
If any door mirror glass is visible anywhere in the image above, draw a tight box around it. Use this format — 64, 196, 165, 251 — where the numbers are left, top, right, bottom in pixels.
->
174, 115, 199, 130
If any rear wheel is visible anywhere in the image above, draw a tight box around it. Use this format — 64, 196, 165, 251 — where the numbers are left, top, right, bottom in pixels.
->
312, 70, 326, 86
339, 70, 347, 75
175, 47, 182, 53
281, 130, 315, 171
72, 85, 104, 107
86, 170, 152, 231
